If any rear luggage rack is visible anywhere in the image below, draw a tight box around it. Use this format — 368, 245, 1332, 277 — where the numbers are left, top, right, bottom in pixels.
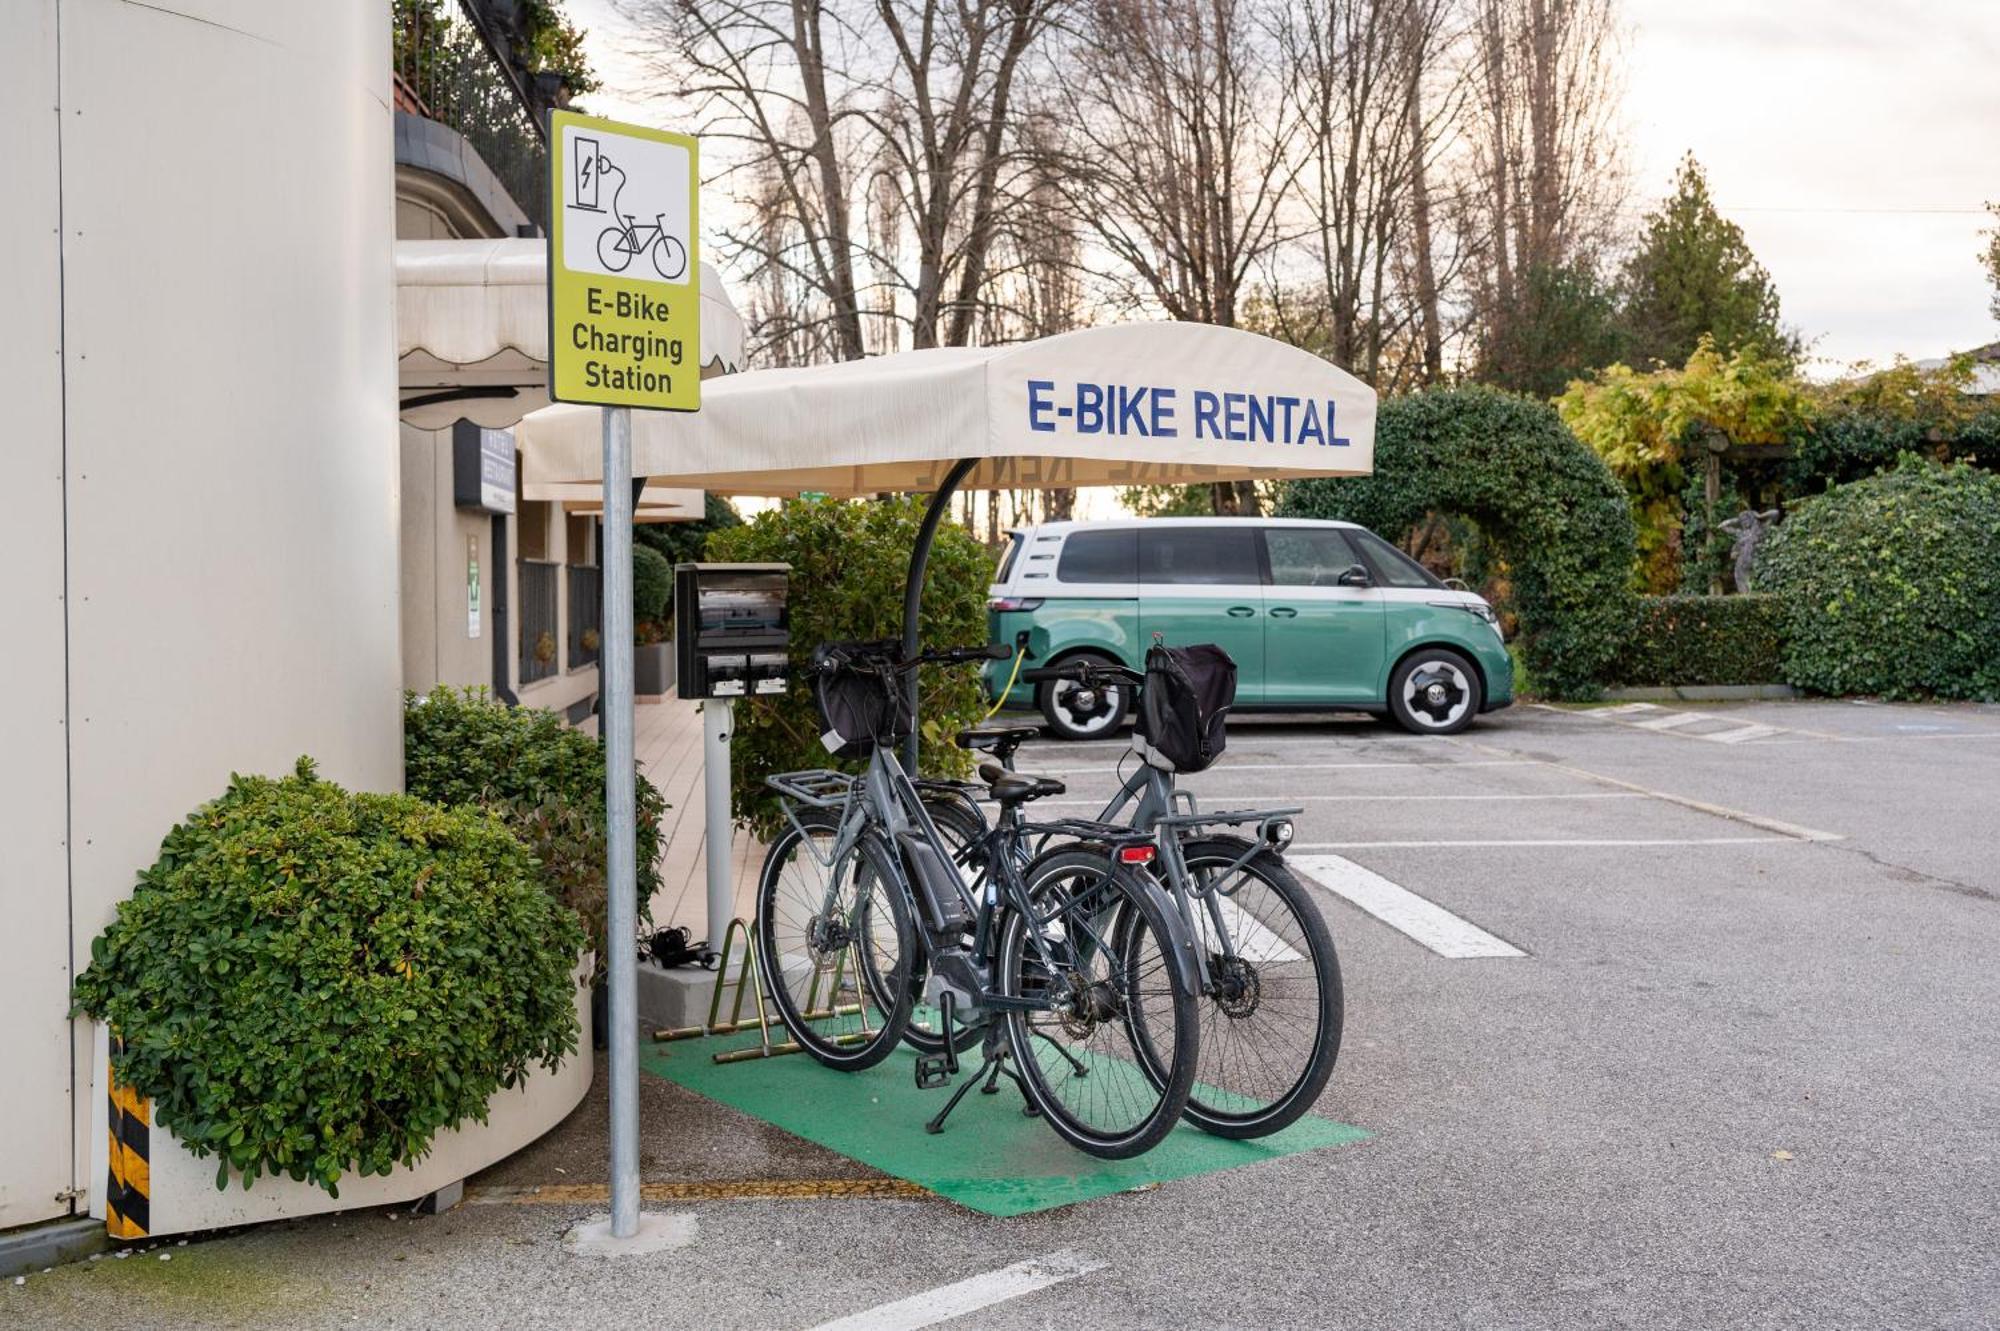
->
765, 769, 861, 809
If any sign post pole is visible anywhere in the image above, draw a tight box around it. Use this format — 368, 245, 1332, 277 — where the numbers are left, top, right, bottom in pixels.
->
599, 404, 640, 1239
702, 698, 733, 948
546, 108, 699, 1249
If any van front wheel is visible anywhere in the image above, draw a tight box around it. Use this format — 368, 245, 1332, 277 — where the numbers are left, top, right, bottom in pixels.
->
1387, 648, 1483, 735
1038, 652, 1131, 741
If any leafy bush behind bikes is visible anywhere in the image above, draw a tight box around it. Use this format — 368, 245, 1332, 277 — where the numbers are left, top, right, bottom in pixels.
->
707, 496, 995, 836
71, 758, 585, 1195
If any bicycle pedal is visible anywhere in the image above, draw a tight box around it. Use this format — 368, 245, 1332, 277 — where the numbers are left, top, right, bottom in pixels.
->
914, 1054, 953, 1090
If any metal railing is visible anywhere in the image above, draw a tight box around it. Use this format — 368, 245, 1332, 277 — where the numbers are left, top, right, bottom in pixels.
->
519, 560, 561, 685
392, 0, 547, 223
568, 564, 603, 668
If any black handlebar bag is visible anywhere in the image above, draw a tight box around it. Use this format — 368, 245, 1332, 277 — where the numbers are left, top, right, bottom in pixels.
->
812, 640, 912, 758
1133, 643, 1236, 774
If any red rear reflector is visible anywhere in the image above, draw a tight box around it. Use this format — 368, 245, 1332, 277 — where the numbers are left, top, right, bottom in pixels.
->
1117, 844, 1156, 864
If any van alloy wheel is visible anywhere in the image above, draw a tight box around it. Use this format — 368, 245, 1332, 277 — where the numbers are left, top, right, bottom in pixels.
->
1039, 654, 1131, 740
1388, 648, 1482, 735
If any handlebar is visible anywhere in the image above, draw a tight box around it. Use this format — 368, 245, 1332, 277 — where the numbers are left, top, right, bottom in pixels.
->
812, 641, 1012, 676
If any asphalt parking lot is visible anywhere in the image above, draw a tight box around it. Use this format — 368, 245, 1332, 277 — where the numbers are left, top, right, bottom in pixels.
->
13, 699, 2000, 1329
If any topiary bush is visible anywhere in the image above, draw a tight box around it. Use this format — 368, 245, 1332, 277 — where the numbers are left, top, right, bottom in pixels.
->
1755, 457, 2000, 700
404, 687, 666, 952
705, 496, 994, 834
1279, 386, 1637, 697
71, 759, 585, 1196
632, 543, 674, 629
1613, 595, 1786, 687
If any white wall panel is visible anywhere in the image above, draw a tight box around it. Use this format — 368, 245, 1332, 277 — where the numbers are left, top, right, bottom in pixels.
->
57, 0, 402, 1204
0, 0, 81, 1232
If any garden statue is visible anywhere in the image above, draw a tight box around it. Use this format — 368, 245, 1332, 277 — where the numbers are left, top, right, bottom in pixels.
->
1717, 508, 1781, 593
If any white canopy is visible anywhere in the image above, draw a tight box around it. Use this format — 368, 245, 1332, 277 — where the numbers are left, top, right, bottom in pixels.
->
521, 481, 704, 524
396, 239, 747, 430
517, 322, 1375, 495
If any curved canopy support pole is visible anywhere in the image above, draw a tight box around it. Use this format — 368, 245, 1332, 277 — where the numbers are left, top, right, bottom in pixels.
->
901, 458, 979, 774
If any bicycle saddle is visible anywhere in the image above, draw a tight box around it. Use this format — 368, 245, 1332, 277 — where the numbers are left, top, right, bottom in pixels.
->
955, 724, 1039, 760
977, 760, 1065, 806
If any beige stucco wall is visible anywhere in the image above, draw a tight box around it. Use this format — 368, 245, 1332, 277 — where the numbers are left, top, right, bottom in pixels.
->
0, 0, 404, 1228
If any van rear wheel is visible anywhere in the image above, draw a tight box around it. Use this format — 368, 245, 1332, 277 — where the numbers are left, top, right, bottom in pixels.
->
1387, 647, 1483, 735
1038, 652, 1131, 741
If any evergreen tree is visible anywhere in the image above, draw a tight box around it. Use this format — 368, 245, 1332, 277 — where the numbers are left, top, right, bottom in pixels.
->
1619, 155, 1796, 368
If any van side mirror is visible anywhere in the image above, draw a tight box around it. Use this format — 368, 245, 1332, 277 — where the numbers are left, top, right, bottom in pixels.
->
1337, 564, 1371, 587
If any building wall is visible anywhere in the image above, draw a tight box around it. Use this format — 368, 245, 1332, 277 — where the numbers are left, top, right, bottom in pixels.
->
0, 0, 80, 1233
0, 0, 403, 1229
399, 423, 500, 694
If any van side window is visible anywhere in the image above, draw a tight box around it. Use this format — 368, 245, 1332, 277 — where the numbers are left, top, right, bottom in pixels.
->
1265, 528, 1362, 586
1057, 529, 1137, 582
1353, 529, 1443, 589
1138, 527, 1260, 585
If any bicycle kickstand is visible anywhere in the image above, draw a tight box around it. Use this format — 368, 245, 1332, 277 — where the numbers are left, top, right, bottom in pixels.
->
925, 1028, 1038, 1136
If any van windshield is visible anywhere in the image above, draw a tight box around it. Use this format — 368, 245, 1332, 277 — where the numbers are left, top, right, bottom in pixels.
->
1353, 529, 1445, 589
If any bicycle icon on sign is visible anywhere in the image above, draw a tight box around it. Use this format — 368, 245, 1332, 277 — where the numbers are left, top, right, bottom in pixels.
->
573, 139, 688, 281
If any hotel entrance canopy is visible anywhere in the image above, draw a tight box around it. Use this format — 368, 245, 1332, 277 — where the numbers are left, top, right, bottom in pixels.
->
515, 322, 1375, 494
395, 238, 746, 431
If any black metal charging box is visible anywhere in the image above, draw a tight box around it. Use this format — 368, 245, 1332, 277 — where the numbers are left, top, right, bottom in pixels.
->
673, 563, 791, 700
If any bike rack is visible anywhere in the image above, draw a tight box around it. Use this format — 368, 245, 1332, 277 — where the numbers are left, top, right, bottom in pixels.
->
653, 917, 875, 1064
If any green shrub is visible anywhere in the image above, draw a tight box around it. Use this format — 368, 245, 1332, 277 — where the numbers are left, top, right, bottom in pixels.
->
706, 496, 994, 834
404, 687, 666, 951
1614, 595, 1786, 686
1279, 386, 1637, 697
1756, 457, 2000, 700
71, 759, 585, 1196
632, 544, 673, 628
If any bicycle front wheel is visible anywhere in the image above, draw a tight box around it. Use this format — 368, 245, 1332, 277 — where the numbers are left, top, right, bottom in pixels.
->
1127, 838, 1343, 1139
1001, 848, 1197, 1159
755, 812, 912, 1069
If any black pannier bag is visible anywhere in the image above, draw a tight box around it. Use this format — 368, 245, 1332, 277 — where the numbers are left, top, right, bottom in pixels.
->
812, 640, 911, 758
1133, 642, 1236, 774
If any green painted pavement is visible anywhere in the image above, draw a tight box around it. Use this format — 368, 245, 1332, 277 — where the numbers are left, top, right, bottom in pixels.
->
640, 1030, 1368, 1217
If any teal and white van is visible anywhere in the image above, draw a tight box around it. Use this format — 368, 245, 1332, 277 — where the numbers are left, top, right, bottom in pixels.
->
985, 518, 1514, 739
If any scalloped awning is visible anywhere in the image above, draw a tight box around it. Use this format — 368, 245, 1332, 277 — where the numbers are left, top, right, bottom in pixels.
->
396, 239, 745, 430
516, 322, 1375, 495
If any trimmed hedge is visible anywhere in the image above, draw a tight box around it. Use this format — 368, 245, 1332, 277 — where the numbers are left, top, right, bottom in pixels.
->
1756, 457, 2000, 700
1279, 386, 1637, 697
72, 759, 585, 1195
1613, 595, 1786, 687
405, 687, 666, 954
706, 496, 993, 835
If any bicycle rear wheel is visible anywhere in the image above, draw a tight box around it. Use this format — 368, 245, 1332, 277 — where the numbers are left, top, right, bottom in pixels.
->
755, 812, 912, 1069
1001, 848, 1196, 1159
1126, 838, 1342, 1138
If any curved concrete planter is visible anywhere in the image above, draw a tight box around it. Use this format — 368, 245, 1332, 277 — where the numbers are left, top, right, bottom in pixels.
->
89, 955, 594, 1237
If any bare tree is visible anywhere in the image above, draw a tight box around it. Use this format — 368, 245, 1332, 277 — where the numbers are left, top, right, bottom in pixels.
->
1041, 0, 1297, 512
1460, 0, 1626, 387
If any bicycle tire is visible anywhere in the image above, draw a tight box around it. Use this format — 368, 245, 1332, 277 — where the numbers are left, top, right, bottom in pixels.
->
596, 227, 634, 273
1124, 837, 1343, 1139
754, 811, 912, 1070
1000, 847, 1197, 1159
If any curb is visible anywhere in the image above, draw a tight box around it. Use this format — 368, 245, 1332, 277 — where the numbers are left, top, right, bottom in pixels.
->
1603, 684, 1798, 702
0, 1216, 108, 1279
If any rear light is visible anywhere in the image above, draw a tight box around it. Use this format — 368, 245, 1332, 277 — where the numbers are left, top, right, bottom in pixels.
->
1116, 844, 1156, 865
988, 597, 1045, 613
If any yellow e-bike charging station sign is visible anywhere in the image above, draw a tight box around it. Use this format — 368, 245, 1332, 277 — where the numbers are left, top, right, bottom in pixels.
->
548, 110, 700, 411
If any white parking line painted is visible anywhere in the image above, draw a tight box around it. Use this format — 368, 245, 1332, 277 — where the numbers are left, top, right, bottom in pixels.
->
1037, 792, 1647, 809
1294, 836, 1799, 849
1036, 759, 1544, 775
1292, 855, 1524, 959
1633, 711, 1711, 731
808, 1250, 1108, 1331
1706, 723, 1780, 744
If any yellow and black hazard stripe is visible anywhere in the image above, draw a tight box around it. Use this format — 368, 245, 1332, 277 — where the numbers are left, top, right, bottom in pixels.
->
106, 1035, 151, 1240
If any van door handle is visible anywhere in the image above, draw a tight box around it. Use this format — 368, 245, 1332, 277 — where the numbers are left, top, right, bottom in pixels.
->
1268, 607, 1298, 618
1227, 605, 1255, 617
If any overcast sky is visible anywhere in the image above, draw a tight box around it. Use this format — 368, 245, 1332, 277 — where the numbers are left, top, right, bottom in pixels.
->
569, 0, 2000, 372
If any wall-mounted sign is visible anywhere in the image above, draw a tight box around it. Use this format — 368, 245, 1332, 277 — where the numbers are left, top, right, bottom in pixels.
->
452, 421, 517, 514
547, 110, 701, 412
467, 535, 482, 639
